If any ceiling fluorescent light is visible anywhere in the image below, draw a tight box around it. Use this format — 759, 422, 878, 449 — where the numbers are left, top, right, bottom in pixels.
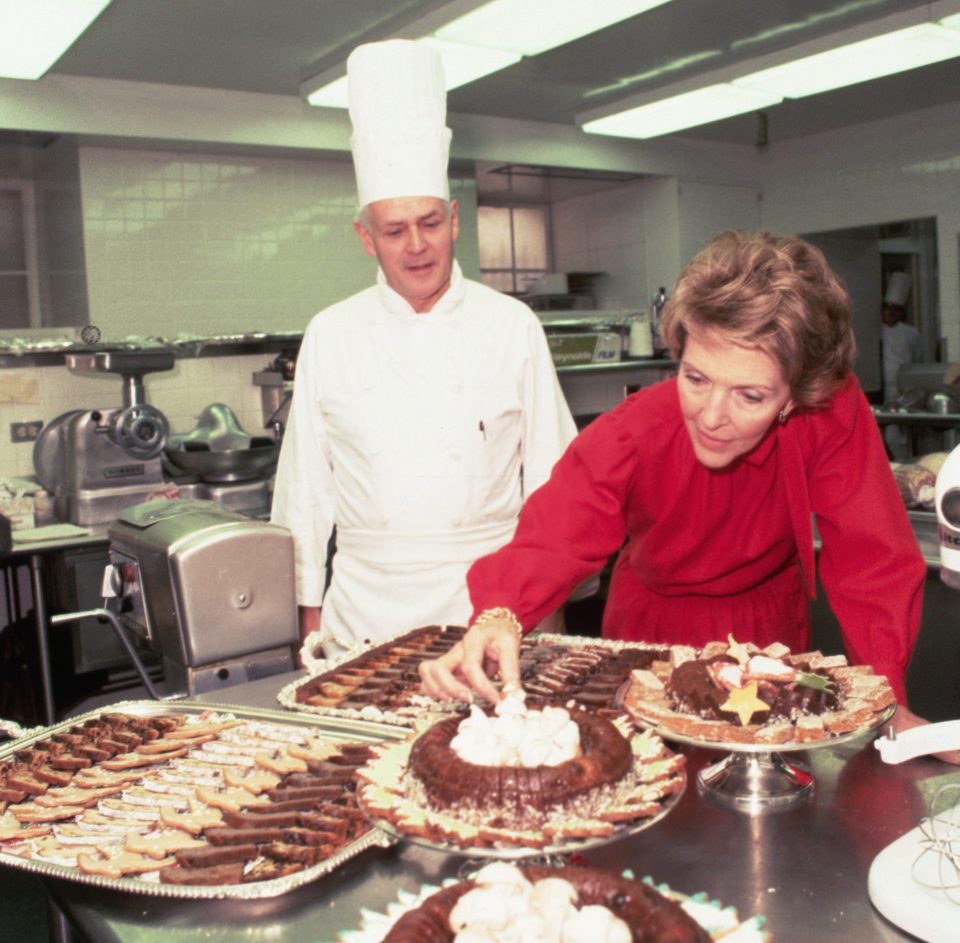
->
434, 0, 674, 57
733, 23, 960, 99
304, 38, 519, 108
306, 74, 349, 109
0, 0, 112, 80
303, 0, 676, 107
419, 37, 521, 87
581, 84, 781, 140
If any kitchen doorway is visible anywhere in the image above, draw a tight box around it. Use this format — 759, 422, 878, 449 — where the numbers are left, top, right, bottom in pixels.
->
804, 217, 938, 402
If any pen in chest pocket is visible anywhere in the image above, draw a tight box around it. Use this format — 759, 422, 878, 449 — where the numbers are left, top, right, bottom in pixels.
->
479, 420, 486, 440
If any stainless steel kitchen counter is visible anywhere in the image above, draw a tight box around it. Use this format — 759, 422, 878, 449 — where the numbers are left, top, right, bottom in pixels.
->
42, 671, 952, 943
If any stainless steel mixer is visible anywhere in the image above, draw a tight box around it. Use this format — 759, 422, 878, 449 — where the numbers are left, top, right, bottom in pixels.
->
33, 351, 175, 527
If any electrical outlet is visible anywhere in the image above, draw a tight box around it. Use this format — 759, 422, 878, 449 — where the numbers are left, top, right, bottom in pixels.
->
10, 420, 43, 443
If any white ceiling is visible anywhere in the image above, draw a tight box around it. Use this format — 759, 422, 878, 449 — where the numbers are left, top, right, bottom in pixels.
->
35, 0, 960, 148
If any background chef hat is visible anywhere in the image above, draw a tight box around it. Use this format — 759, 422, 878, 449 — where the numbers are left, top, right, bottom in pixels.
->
884, 272, 912, 307
347, 39, 451, 209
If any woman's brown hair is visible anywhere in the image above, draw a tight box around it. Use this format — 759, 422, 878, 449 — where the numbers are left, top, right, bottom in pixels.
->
659, 230, 856, 409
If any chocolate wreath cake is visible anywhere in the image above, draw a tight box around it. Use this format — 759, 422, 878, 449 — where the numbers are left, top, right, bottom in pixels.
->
357, 692, 687, 849
409, 706, 632, 810
380, 862, 713, 943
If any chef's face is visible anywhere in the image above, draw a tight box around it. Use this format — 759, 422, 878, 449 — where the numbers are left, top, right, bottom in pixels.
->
354, 196, 459, 313
678, 330, 793, 469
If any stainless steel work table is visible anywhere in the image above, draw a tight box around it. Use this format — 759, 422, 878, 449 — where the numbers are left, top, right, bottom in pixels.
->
39, 671, 955, 943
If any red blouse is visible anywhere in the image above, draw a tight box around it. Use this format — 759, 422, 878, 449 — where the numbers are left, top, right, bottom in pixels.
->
467, 374, 925, 702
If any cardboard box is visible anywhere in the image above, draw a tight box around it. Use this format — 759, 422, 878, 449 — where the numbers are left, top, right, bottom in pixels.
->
0, 496, 35, 532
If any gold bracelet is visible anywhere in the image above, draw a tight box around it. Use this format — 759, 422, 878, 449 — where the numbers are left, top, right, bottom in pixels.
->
471, 607, 524, 642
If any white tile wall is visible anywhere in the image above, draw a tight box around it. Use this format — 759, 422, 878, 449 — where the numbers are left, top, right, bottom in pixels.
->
78, 147, 369, 339
77, 146, 480, 341
552, 181, 648, 310
0, 145, 480, 484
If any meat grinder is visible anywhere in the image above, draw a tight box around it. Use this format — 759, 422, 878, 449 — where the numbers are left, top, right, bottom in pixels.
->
33, 351, 175, 527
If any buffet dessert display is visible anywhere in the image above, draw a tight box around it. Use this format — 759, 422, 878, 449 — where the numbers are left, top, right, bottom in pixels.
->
623, 636, 896, 746
2, 626, 897, 936
0, 704, 396, 897
282, 625, 669, 725
355, 690, 686, 851
338, 861, 771, 942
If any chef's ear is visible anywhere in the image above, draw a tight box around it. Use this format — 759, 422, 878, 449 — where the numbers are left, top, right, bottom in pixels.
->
354, 214, 378, 259
449, 200, 459, 242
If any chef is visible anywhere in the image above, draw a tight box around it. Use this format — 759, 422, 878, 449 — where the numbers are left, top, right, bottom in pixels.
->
880, 272, 921, 459
271, 40, 575, 657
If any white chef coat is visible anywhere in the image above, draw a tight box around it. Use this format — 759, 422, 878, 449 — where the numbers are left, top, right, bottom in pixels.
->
271, 261, 576, 647
882, 320, 922, 402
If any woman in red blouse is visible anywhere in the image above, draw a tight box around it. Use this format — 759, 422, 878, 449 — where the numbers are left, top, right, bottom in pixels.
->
420, 230, 939, 746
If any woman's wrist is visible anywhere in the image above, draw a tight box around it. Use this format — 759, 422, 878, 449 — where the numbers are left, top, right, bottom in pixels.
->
470, 607, 524, 642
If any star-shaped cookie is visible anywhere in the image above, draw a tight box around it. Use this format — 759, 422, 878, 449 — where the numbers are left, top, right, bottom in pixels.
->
726, 635, 753, 667
720, 681, 769, 726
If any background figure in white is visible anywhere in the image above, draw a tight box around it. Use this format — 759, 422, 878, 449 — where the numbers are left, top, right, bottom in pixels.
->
881, 279, 922, 460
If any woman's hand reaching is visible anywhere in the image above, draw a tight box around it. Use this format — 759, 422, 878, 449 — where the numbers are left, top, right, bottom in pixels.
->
419, 614, 522, 704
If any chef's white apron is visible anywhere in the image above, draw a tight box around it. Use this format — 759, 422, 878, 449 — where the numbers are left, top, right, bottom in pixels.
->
320, 519, 516, 649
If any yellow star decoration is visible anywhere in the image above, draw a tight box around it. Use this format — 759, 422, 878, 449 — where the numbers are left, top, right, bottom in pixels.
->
726, 634, 752, 667
720, 682, 770, 727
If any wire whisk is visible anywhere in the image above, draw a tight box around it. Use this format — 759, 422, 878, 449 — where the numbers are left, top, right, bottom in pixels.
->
912, 782, 960, 905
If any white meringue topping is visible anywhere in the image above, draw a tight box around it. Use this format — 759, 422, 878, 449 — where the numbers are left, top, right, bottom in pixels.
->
449, 863, 631, 943
449, 690, 582, 768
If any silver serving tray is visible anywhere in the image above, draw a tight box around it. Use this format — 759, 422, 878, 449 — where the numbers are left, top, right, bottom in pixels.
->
277, 631, 669, 728
0, 700, 405, 900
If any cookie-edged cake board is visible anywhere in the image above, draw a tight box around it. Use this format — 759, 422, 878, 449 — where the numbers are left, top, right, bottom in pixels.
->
628, 704, 896, 813
361, 770, 687, 861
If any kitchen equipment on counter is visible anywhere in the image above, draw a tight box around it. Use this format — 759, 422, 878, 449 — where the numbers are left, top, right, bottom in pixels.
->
935, 443, 960, 589
105, 498, 298, 695
163, 403, 279, 482
253, 367, 294, 441
538, 311, 639, 366
33, 351, 175, 527
927, 391, 959, 415
34, 356, 277, 526
163, 441, 279, 482
176, 402, 253, 451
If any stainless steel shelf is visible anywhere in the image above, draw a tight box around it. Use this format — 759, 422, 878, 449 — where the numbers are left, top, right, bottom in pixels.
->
556, 358, 675, 375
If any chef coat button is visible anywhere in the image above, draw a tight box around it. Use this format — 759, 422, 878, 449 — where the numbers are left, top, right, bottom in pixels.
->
451, 516, 462, 526
449, 450, 462, 462
450, 383, 462, 394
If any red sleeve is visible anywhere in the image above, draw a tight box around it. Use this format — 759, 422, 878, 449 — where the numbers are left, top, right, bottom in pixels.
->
802, 376, 924, 702
467, 410, 638, 629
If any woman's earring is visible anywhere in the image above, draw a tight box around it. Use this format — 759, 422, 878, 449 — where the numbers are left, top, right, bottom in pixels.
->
778, 407, 787, 424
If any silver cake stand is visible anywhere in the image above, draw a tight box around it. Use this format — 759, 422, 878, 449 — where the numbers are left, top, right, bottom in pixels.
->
646, 705, 895, 814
